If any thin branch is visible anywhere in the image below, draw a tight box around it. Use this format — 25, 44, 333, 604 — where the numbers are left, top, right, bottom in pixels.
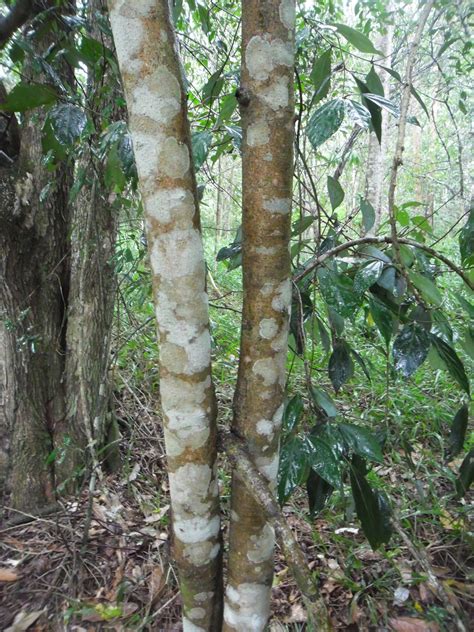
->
222, 431, 333, 631
293, 235, 473, 291
0, 0, 35, 49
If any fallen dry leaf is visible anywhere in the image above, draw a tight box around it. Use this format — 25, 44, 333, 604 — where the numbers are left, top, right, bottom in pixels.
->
389, 616, 440, 632
0, 568, 19, 581
4, 609, 44, 632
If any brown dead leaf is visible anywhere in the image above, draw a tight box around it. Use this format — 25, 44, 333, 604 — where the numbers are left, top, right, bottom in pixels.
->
284, 603, 307, 623
4, 610, 44, 632
149, 566, 165, 603
389, 617, 440, 632
0, 568, 19, 581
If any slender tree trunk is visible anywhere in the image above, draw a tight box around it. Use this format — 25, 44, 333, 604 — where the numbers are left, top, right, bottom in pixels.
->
223, 2, 295, 630
108, 1, 223, 629
215, 156, 222, 252
365, 17, 394, 234
57, 0, 121, 486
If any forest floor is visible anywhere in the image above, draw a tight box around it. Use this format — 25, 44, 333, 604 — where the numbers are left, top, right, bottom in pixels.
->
0, 386, 472, 632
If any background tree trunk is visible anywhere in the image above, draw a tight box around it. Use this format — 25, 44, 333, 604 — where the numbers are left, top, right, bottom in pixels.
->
223, 1, 295, 630
57, 0, 122, 486
108, 1, 223, 628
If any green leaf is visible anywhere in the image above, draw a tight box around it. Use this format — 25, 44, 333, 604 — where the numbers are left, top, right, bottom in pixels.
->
369, 296, 393, 345
365, 66, 384, 96
350, 458, 392, 549
360, 197, 376, 233
411, 85, 429, 117
292, 215, 314, 236
327, 175, 344, 211
49, 104, 88, 146
329, 342, 354, 392
455, 448, 474, 498
461, 327, 474, 360
310, 48, 332, 104
307, 98, 345, 149
202, 70, 223, 104
333, 23, 381, 55
457, 295, 474, 319
278, 436, 308, 504
104, 143, 126, 192
363, 93, 400, 117
345, 100, 371, 128
393, 323, 431, 377
310, 385, 337, 418
355, 78, 382, 142
217, 94, 237, 125
318, 268, 360, 318
448, 404, 469, 459
305, 435, 342, 488
283, 395, 304, 435
354, 261, 384, 295
338, 423, 383, 463
430, 334, 470, 394
192, 131, 212, 171
459, 207, 474, 265
0, 82, 58, 112
409, 271, 442, 307
307, 470, 334, 516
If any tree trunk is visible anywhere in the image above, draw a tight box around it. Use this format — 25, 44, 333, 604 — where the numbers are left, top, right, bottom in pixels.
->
223, 2, 295, 630
57, 0, 121, 486
364, 15, 394, 234
107, 1, 223, 629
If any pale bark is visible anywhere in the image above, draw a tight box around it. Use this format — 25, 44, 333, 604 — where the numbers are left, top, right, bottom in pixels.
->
365, 19, 394, 234
107, 1, 222, 629
223, 2, 296, 630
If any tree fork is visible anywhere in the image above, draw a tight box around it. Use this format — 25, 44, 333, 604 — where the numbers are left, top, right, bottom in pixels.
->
108, 1, 223, 628
223, 1, 296, 630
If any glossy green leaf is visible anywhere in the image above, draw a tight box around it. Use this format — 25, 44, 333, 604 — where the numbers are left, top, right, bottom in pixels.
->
365, 66, 384, 96
459, 207, 474, 265
409, 271, 442, 307
457, 295, 474, 319
305, 435, 341, 488
329, 342, 354, 392
192, 131, 212, 171
345, 100, 371, 128
363, 93, 400, 117
217, 94, 237, 125
49, 104, 88, 146
430, 334, 470, 394
448, 404, 469, 458
307, 470, 334, 516
327, 175, 344, 211
350, 458, 392, 549
307, 99, 345, 149
369, 296, 393, 345
292, 215, 315, 236
354, 261, 384, 295
393, 323, 431, 377
310, 48, 332, 104
333, 23, 381, 55
310, 385, 337, 418
0, 82, 58, 112
455, 448, 474, 498
338, 423, 383, 463
355, 78, 382, 143
318, 268, 360, 318
278, 436, 308, 504
360, 198, 376, 233
283, 395, 304, 435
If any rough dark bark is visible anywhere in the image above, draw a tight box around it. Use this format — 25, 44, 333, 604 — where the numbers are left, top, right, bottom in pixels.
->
56, 0, 121, 487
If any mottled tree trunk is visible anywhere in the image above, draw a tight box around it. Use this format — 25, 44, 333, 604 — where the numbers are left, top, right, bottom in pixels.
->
223, 2, 295, 630
57, 0, 121, 486
108, 1, 223, 629
364, 16, 394, 234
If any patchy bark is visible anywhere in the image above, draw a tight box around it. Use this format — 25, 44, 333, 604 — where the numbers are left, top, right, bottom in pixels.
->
107, 1, 223, 628
223, 1, 295, 630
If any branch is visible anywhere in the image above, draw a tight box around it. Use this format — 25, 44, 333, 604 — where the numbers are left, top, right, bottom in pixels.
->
222, 431, 333, 631
0, 0, 36, 49
293, 235, 473, 291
